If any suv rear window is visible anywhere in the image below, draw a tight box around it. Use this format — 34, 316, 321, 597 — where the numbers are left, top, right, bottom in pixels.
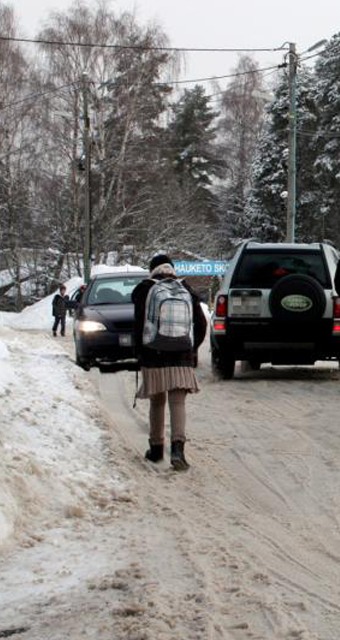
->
231, 250, 331, 288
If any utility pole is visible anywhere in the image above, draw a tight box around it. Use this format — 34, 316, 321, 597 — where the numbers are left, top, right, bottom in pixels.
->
82, 72, 91, 284
286, 42, 297, 243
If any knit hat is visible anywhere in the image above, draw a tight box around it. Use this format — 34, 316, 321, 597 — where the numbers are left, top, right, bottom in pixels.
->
149, 253, 174, 272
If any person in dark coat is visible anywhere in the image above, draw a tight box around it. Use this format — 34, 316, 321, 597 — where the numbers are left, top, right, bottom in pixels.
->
69, 284, 87, 315
74, 284, 87, 305
52, 284, 69, 337
132, 253, 207, 470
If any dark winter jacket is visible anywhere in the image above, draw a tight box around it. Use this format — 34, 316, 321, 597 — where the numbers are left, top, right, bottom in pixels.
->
132, 267, 207, 369
52, 293, 69, 318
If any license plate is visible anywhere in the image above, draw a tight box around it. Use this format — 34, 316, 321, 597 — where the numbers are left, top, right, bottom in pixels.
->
119, 334, 132, 346
231, 298, 261, 315
230, 291, 262, 316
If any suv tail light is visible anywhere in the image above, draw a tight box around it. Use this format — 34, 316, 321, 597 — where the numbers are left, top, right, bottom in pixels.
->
333, 297, 340, 334
333, 297, 340, 318
213, 295, 227, 333
216, 295, 227, 317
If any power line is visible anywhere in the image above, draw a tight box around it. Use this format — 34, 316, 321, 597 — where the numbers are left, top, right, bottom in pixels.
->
300, 51, 325, 63
296, 127, 340, 139
157, 64, 282, 85
0, 80, 81, 113
2, 40, 320, 114
0, 62, 284, 113
206, 66, 281, 99
0, 34, 288, 53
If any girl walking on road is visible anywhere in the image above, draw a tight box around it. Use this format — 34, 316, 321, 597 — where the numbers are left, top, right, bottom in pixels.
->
132, 253, 207, 470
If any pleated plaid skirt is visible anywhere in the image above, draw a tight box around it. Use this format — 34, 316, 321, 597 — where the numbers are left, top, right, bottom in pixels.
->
136, 366, 200, 399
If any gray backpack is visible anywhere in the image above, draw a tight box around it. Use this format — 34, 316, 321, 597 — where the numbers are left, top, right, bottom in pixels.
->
142, 278, 194, 351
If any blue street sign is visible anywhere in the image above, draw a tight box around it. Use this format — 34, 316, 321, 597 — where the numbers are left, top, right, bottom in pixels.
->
173, 260, 228, 276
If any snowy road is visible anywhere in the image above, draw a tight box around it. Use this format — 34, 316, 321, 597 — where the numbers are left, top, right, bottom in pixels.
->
94, 339, 340, 640
1, 327, 340, 639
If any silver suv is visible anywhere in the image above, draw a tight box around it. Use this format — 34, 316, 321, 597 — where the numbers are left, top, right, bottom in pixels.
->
210, 241, 340, 378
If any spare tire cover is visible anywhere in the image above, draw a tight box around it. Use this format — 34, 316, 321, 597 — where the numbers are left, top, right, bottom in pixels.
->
269, 274, 326, 322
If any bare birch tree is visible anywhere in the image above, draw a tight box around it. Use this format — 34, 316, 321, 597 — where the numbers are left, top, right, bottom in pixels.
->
0, 4, 46, 308
36, 0, 177, 269
216, 55, 266, 245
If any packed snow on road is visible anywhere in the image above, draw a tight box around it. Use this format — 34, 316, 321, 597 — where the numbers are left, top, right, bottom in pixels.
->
1, 282, 340, 639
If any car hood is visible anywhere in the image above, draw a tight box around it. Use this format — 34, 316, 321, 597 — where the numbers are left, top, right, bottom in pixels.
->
81, 304, 134, 324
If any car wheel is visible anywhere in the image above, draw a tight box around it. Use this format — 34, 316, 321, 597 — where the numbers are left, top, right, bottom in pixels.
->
269, 274, 326, 322
76, 353, 91, 371
211, 346, 235, 379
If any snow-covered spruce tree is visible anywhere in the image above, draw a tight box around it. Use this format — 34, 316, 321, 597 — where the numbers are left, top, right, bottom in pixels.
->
168, 85, 222, 185
164, 85, 224, 255
294, 70, 321, 242
313, 34, 340, 246
97, 21, 176, 259
243, 65, 319, 243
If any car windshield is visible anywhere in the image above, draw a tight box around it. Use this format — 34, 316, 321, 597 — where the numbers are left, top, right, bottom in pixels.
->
231, 250, 331, 288
87, 276, 145, 305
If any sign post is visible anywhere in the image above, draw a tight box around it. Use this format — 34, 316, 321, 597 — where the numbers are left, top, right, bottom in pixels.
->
173, 260, 228, 277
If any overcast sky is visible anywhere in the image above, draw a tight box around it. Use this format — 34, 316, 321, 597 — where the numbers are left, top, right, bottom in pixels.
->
9, 0, 340, 89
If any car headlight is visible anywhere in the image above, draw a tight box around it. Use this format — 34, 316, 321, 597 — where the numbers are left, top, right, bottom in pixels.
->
76, 320, 107, 333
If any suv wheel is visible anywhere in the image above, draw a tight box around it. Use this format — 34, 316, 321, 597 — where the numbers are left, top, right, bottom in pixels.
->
269, 274, 326, 322
211, 346, 236, 379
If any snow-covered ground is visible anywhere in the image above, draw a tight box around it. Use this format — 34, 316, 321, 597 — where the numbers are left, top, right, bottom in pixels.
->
1, 274, 340, 639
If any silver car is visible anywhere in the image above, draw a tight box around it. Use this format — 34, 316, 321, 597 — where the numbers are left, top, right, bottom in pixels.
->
210, 241, 340, 378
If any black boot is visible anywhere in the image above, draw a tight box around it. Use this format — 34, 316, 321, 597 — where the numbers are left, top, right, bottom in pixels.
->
145, 441, 164, 463
171, 440, 190, 471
